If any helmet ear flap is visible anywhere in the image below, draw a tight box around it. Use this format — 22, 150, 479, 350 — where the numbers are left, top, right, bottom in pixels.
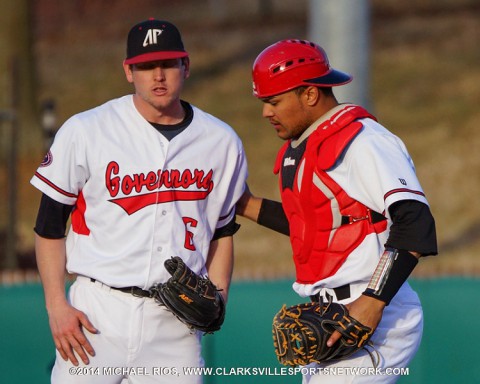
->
252, 39, 352, 98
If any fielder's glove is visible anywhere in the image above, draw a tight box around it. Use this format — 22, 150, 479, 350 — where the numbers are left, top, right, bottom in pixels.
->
150, 256, 225, 333
272, 300, 374, 367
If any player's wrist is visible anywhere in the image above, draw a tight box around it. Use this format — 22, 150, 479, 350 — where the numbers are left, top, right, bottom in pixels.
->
44, 287, 68, 307
363, 247, 418, 305
358, 292, 387, 311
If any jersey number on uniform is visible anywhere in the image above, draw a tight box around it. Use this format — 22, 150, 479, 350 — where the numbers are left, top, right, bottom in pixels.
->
182, 217, 198, 251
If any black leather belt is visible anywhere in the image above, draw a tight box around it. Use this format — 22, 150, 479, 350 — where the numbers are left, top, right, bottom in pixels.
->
310, 284, 351, 302
90, 278, 152, 298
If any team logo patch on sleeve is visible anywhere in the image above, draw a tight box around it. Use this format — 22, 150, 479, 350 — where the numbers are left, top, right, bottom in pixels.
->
40, 151, 53, 167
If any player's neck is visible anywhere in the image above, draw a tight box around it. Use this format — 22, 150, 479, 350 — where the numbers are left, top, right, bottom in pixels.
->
133, 95, 185, 125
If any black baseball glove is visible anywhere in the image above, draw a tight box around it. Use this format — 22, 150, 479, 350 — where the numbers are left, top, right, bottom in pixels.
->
149, 256, 225, 333
272, 301, 374, 367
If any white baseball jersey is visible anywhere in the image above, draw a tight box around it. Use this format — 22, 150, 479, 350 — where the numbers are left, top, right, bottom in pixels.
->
31, 95, 247, 289
289, 104, 429, 298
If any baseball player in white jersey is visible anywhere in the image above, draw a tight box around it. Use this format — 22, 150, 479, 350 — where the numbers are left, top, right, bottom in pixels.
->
236, 40, 437, 383
31, 19, 247, 384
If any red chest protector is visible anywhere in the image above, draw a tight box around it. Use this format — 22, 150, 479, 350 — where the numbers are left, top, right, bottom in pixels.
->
274, 105, 387, 284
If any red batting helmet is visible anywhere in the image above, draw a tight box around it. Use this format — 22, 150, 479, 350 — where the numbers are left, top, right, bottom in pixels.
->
252, 39, 352, 98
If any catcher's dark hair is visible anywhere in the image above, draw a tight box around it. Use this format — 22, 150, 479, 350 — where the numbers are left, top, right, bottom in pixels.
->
294, 86, 334, 97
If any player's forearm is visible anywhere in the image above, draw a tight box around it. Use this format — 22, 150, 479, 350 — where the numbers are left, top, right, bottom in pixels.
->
205, 236, 234, 302
236, 188, 290, 236
35, 234, 69, 309
236, 187, 262, 222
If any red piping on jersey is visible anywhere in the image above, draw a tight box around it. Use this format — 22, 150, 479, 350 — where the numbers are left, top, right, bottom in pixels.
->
384, 188, 425, 201
34, 172, 77, 199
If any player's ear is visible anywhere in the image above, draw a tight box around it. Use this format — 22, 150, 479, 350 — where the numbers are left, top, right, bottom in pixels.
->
123, 60, 134, 83
182, 57, 190, 79
304, 86, 320, 106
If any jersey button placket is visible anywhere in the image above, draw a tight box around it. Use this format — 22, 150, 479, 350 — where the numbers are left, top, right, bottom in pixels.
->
150, 205, 172, 278
147, 137, 170, 284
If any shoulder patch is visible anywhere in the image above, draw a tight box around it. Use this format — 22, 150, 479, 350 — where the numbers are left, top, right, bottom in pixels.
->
40, 150, 53, 167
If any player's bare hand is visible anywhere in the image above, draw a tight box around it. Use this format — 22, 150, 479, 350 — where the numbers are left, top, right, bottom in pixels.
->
326, 295, 385, 347
48, 301, 98, 366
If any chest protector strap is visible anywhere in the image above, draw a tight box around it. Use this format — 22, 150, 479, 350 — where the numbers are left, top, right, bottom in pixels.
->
274, 105, 387, 284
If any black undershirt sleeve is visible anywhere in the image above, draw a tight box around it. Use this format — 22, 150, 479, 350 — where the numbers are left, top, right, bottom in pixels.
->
257, 199, 290, 236
34, 194, 74, 239
211, 217, 241, 241
362, 200, 437, 305
385, 200, 438, 256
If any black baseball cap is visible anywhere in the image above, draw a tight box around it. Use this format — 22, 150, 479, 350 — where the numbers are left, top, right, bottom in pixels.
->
125, 18, 188, 65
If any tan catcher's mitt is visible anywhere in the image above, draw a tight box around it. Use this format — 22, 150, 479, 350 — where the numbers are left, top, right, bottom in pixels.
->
272, 301, 374, 367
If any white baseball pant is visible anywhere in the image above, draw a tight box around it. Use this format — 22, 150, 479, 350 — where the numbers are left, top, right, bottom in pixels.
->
302, 283, 423, 384
51, 276, 204, 384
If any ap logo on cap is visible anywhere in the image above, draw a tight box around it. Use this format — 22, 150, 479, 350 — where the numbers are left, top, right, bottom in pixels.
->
143, 29, 163, 47
125, 19, 188, 65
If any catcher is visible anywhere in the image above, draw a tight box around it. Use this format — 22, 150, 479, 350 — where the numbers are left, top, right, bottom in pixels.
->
236, 39, 437, 383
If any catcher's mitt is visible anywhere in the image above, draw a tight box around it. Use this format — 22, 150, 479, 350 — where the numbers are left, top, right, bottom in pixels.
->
272, 301, 374, 367
149, 256, 225, 333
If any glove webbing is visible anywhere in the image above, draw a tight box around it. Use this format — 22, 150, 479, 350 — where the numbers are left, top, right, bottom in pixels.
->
276, 304, 319, 365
